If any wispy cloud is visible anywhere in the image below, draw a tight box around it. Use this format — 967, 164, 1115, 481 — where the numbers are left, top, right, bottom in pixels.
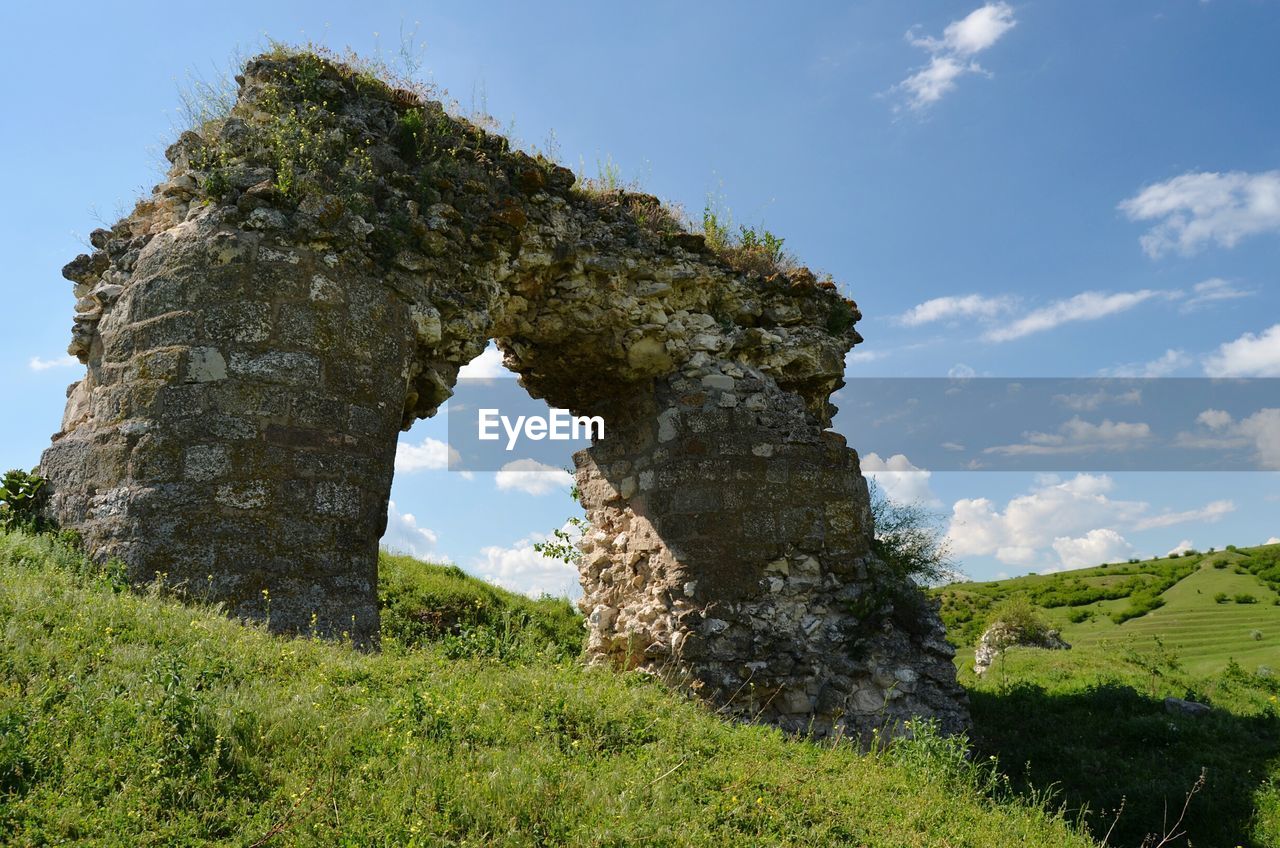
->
1181, 277, 1255, 311
1119, 170, 1280, 257
897, 294, 1015, 327
893, 3, 1016, 111
984, 417, 1153, 456
28, 355, 80, 372
983, 290, 1168, 342
1134, 499, 1235, 531
1099, 348, 1192, 378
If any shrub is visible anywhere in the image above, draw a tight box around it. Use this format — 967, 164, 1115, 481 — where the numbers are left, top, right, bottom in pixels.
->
1215, 592, 1230, 604
0, 469, 50, 533
1214, 560, 1228, 569
1111, 590, 1165, 624
868, 481, 959, 586
1235, 593, 1258, 605
985, 597, 1049, 643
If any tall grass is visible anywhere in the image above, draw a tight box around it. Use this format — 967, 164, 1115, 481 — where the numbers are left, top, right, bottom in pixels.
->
0, 530, 1093, 846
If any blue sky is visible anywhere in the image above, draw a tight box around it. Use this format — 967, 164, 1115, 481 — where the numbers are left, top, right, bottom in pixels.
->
3, 1, 1278, 594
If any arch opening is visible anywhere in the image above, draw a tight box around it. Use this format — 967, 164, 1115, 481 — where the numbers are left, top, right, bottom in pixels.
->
40, 50, 968, 738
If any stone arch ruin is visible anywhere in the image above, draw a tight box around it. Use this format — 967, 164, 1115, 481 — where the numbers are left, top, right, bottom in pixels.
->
41, 51, 968, 737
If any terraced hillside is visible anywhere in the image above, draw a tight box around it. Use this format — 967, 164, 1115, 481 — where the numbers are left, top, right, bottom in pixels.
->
935, 543, 1280, 847
936, 543, 1280, 676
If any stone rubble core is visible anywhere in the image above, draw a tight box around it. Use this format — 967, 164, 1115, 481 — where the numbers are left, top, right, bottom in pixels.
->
973, 621, 1071, 676
40, 51, 968, 737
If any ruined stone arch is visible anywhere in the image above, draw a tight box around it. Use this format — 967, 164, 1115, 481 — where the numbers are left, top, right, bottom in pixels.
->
42, 51, 967, 737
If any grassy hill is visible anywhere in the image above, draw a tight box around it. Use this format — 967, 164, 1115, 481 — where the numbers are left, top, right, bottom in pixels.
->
935, 544, 1280, 847
4, 527, 1279, 846
0, 530, 1092, 847
936, 544, 1280, 676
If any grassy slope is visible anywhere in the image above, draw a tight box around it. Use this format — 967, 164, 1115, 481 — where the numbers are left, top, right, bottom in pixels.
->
938, 546, 1280, 676
0, 531, 1091, 848
937, 546, 1280, 847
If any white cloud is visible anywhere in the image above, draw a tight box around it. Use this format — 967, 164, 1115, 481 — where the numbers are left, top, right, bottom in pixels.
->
984, 417, 1152, 456
984, 290, 1167, 342
861, 452, 939, 506
897, 294, 1014, 327
1052, 528, 1135, 570
948, 363, 977, 379
1119, 170, 1280, 257
1100, 349, 1191, 378
1266, 536, 1280, 545
948, 474, 1252, 571
894, 3, 1016, 110
947, 474, 1146, 567
457, 344, 508, 379
28, 354, 81, 371
1203, 323, 1280, 377
1134, 499, 1235, 531
396, 435, 462, 473
1197, 408, 1234, 430
495, 459, 574, 496
1237, 409, 1280, 470
381, 500, 444, 560
1179, 407, 1280, 470
475, 525, 581, 598
846, 349, 888, 368
1167, 539, 1195, 557
1181, 278, 1255, 311
1052, 387, 1143, 412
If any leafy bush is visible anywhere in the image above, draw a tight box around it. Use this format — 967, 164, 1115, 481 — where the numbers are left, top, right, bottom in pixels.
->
0, 469, 50, 533
984, 597, 1049, 644
1215, 592, 1230, 604
1235, 593, 1258, 605
868, 481, 959, 586
1111, 590, 1165, 624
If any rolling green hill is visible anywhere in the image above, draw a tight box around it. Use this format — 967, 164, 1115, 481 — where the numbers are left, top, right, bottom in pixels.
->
3, 526, 1279, 846
934, 544, 1280, 847
0, 529, 1091, 847
936, 544, 1280, 677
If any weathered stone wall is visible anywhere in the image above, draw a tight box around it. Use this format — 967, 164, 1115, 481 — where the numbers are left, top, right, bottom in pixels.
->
41, 50, 967, 735
574, 363, 968, 737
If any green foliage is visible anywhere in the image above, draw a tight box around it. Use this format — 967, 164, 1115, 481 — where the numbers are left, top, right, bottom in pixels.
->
0, 470, 49, 534
867, 481, 959, 588
985, 597, 1050, 644
1110, 589, 1165, 624
1236, 593, 1259, 604
377, 551, 583, 662
936, 555, 1202, 644
0, 528, 1093, 847
1215, 591, 1231, 604
698, 195, 797, 279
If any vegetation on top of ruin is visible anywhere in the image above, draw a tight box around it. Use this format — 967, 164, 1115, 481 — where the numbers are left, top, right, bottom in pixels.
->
163, 42, 855, 314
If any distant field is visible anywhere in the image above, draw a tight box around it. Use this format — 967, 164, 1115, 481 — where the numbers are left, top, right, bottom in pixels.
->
934, 543, 1280, 847
936, 544, 1280, 676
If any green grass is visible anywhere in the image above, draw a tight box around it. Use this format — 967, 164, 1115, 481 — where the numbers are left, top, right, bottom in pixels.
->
937, 544, 1280, 846
0, 530, 1093, 847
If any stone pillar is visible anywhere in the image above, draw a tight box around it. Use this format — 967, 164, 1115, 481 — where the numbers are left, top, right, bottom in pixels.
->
575, 361, 969, 738
40, 218, 415, 644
